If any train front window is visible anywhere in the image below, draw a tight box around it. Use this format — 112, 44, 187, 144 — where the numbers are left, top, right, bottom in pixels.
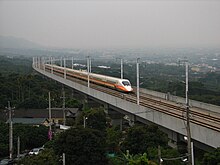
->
122, 81, 130, 86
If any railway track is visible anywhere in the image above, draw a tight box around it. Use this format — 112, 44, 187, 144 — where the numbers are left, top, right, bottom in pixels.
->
43, 68, 220, 132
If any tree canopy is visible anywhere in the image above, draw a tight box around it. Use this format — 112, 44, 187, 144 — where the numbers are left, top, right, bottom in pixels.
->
0, 122, 48, 158
54, 127, 108, 165
121, 125, 168, 155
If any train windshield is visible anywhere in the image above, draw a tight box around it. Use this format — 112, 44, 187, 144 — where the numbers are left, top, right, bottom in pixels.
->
122, 81, 131, 86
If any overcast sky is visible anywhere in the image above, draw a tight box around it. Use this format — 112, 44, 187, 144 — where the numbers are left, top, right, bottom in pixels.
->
0, 0, 220, 48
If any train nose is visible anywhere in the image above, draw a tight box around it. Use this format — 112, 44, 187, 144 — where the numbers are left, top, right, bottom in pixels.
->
125, 86, 133, 92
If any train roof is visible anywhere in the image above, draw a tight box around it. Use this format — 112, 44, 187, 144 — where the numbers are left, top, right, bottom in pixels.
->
47, 64, 130, 82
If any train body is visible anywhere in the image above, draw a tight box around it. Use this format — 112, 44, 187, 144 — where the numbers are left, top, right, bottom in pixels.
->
45, 64, 133, 92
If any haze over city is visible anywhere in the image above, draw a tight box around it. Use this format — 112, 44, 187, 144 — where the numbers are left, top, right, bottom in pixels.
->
1, 0, 220, 49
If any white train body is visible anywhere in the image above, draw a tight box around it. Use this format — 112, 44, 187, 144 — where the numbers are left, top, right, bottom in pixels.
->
45, 64, 133, 92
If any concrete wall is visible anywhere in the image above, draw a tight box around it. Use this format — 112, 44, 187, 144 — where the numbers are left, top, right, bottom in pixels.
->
140, 88, 220, 114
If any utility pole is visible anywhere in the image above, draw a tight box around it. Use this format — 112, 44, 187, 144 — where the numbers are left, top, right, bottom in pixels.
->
64, 57, 66, 79
48, 92, 52, 140
43, 57, 46, 72
83, 116, 87, 128
72, 57, 74, 69
51, 57, 53, 74
116, 58, 123, 79
32, 57, 34, 68
63, 153, 66, 165
185, 59, 192, 165
121, 58, 123, 79
191, 142, 194, 165
136, 58, 140, 105
179, 58, 192, 165
6, 101, 13, 159
38, 57, 40, 69
87, 56, 90, 88
17, 136, 20, 159
60, 57, 63, 67
89, 57, 92, 73
61, 86, 66, 126
158, 145, 162, 165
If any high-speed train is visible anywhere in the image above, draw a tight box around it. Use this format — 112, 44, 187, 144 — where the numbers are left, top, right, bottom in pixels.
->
45, 64, 133, 92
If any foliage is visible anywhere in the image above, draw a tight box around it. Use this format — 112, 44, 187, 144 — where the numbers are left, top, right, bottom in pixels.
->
123, 151, 149, 165
161, 148, 183, 165
66, 98, 81, 108
0, 122, 8, 157
54, 127, 108, 165
108, 152, 157, 165
0, 122, 48, 158
43, 139, 55, 149
0, 55, 32, 75
76, 108, 107, 132
13, 124, 48, 150
106, 126, 122, 153
203, 147, 220, 165
18, 148, 59, 165
121, 125, 168, 155
0, 56, 82, 109
147, 147, 182, 165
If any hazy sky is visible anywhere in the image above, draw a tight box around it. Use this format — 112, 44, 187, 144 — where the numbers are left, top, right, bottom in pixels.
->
0, 0, 220, 48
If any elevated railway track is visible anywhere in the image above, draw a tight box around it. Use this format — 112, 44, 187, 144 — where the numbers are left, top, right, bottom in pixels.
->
32, 61, 220, 148
46, 66, 220, 133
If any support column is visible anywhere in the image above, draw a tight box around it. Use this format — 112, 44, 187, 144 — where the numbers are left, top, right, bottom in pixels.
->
128, 114, 136, 127
81, 94, 88, 110
107, 108, 123, 131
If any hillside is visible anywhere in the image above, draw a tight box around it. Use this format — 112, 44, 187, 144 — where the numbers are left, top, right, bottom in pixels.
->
0, 35, 43, 49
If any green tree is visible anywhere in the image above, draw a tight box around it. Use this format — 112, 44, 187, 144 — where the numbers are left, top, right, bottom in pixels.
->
147, 147, 182, 165
0, 122, 8, 157
54, 127, 108, 165
203, 148, 220, 165
18, 148, 59, 165
0, 122, 48, 158
123, 151, 149, 165
13, 124, 48, 151
76, 108, 107, 132
121, 125, 168, 155
106, 126, 122, 153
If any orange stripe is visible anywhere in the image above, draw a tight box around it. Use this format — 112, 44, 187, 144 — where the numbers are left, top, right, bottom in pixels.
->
115, 85, 128, 92
47, 66, 129, 91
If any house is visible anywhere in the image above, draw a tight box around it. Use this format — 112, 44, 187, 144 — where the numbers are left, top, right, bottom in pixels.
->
3, 108, 80, 126
6, 118, 49, 126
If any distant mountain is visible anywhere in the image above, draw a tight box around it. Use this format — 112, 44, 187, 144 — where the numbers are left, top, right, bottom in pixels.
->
0, 36, 44, 49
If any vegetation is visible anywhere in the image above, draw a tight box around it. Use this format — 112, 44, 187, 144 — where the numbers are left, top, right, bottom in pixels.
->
0, 122, 48, 158
54, 127, 108, 165
202, 148, 220, 165
0, 54, 219, 164
0, 55, 82, 109
121, 125, 168, 155
18, 148, 59, 165
76, 107, 108, 132
1, 54, 220, 109
1, 107, 219, 164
